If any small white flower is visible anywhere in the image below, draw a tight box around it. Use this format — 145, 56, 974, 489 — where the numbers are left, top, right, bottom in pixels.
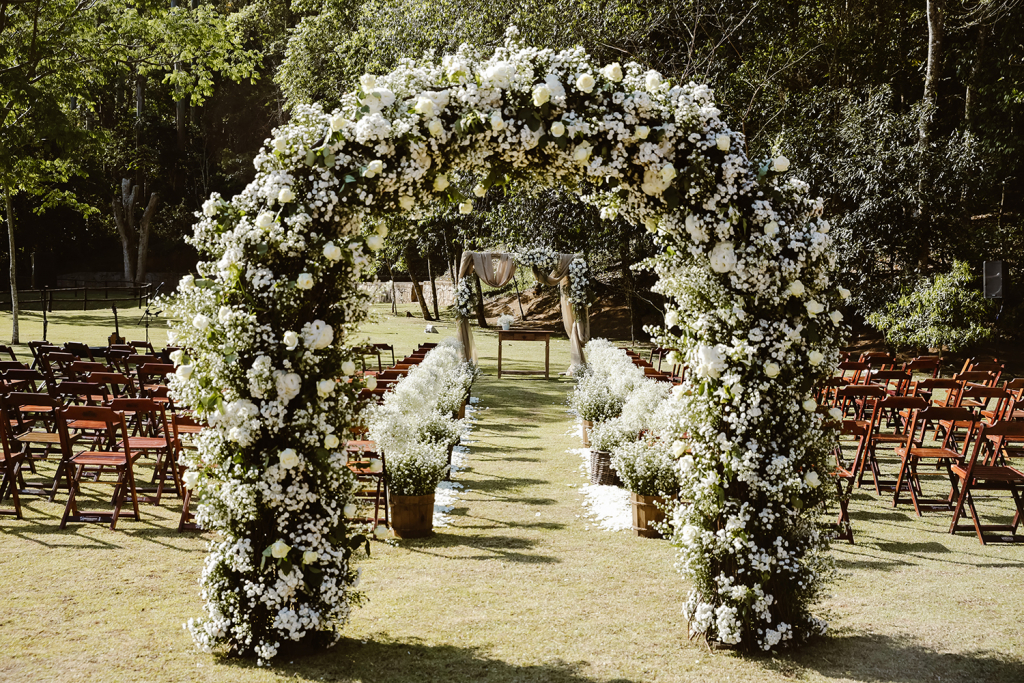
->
202, 198, 219, 217
302, 550, 318, 564
183, 470, 199, 489
550, 121, 566, 137
192, 314, 210, 331
279, 448, 300, 469
367, 234, 384, 251
459, 201, 473, 214
772, 156, 791, 172
399, 195, 415, 210
802, 398, 818, 412
317, 379, 336, 396
428, 119, 443, 137
366, 159, 384, 177
806, 300, 825, 317
330, 113, 347, 131
272, 136, 287, 152
176, 364, 194, 381
764, 221, 779, 237
716, 134, 731, 151
764, 361, 781, 378
323, 242, 342, 261
804, 471, 821, 488
576, 73, 595, 93
277, 187, 294, 203
808, 351, 824, 366
433, 174, 449, 191
324, 434, 340, 449
283, 331, 299, 350
270, 539, 290, 558
672, 441, 687, 457
296, 273, 314, 290
788, 280, 806, 297
532, 85, 551, 106
600, 62, 623, 82
376, 223, 388, 237
636, 125, 650, 139
414, 97, 435, 117
829, 310, 844, 325
490, 110, 504, 131
256, 212, 275, 229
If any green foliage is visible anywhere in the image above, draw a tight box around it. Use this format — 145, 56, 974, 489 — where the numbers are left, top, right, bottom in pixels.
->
867, 261, 995, 352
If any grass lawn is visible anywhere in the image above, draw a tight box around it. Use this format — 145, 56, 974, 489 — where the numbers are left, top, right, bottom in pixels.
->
0, 304, 1022, 682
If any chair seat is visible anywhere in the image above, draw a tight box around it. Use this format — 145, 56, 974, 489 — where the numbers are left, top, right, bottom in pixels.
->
896, 446, 960, 460
69, 419, 109, 431
15, 432, 62, 445
121, 437, 170, 449
952, 464, 1024, 482
71, 452, 131, 467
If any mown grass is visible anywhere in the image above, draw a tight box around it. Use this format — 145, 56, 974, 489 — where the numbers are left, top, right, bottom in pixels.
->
0, 304, 1022, 682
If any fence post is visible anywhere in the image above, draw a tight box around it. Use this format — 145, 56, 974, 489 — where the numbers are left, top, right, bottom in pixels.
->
83, 283, 88, 311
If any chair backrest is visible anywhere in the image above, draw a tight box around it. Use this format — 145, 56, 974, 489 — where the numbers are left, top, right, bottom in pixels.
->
129, 340, 156, 355
869, 369, 912, 395
860, 352, 896, 370
56, 404, 128, 451
955, 371, 998, 387
0, 344, 18, 362
965, 420, 1024, 475
87, 371, 137, 398
109, 397, 170, 438
838, 360, 871, 384
0, 392, 63, 441
903, 356, 942, 377
68, 361, 110, 380
907, 405, 979, 452
63, 342, 95, 361
54, 381, 110, 406
0, 360, 27, 372
0, 369, 47, 393
868, 395, 929, 436
912, 377, 963, 406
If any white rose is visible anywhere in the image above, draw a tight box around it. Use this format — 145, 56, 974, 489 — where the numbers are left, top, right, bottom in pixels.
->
296, 273, 314, 290
828, 407, 843, 421
838, 287, 851, 300
716, 134, 731, 151
490, 111, 504, 131
802, 398, 817, 412
660, 164, 677, 182
829, 310, 844, 326
808, 351, 824, 366
643, 216, 658, 233
366, 234, 383, 252
601, 62, 623, 82
818, 219, 830, 233
368, 458, 383, 473
806, 300, 825, 317
270, 539, 290, 559
373, 524, 388, 538
218, 306, 231, 324
256, 212, 275, 229
665, 310, 679, 328
283, 331, 299, 350
772, 156, 791, 172
330, 114, 347, 131
709, 241, 737, 273
532, 85, 550, 106
473, 184, 486, 197
343, 503, 357, 517
764, 221, 779, 237
399, 195, 415, 210
202, 198, 219, 217
804, 471, 821, 488
279, 448, 299, 468
324, 434, 340, 449
681, 524, 699, 545
459, 202, 473, 214
365, 375, 378, 390
323, 242, 342, 261
302, 320, 334, 349
680, 455, 694, 473
481, 61, 515, 89
272, 136, 287, 152
576, 73, 595, 93
359, 74, 377, 90
695, 344, 727, 379
764, 361, 781, 378
433, 174, 449, 191
275, 187, 294, 204
428, 119, 443, 137
182, 470, 199, 489
672, 441, 687, 457
645, 71, 662, 91
176, 364, 194, 381
275, 372, 302, 402
192, 314, 210, 331
636, 125, 650, 139
788, 280, 806, 297
341, 360, 357, 376
317, 379, 336, 396
302, 550, 318, 564
366, 159, 384, 177
550, 121, 565, 137
376, 223, 388, 237
573, 143, 592, 163
414, 97, 435, 117
166, 330, 178, 345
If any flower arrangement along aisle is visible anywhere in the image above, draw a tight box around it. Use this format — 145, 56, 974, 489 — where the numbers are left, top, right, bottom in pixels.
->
174, 26, 845, 660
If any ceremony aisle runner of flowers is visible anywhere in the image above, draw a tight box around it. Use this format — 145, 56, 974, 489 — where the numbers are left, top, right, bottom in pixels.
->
434, 397, 482, 527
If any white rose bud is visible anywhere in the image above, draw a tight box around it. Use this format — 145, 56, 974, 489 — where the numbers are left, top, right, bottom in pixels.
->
573, 143, 592, 163
414, 97, 435, 117
828, 407, 843, 421
366, 234, 383, 252
359, 74, 376, 89
532, 85, 551, 106
645, 71, 662, 90
601, 62, 623, 82
490, 110, 504, 131
665, 310, 679, 328
802, 398, 818, 412
808, 351, 824, 366
788, 280, 806, 297
317, 379, 336, 396
838, 287, 851, 300
643, 216, 658, 233
576, 73, 595, 93
459, 201, 473, 214
170, 349, 184, 365
716, 134, 731, 151
183, 470, 199, 489
473, 184, 486, 197
764, 361, 781, 379
256, 212, 275, 229
218, 306, 231, 324
324, 434, 340, 449
365, 375, 378, 390
296, 273, 314, 290
279, 448, 299, 469
672, 441, 687, 457
192, 314, 210, 331
176, 364, 194, 381
323, 241, 342, 261
399, 195, 415, 210
283, 331, 299, 350
366, 159, 384, 177
773, 156, 791, 173
342, 360, 357, 376
660, 164, 677, 182
804, 471, 821, 488
636, 125, 650, 139
376, 223, 388, 237
277, 187, 295, 203
270, 539, 290, 558
343, 503, 357, 517
550, 121, 566, 137
302, 550, 318, 564
428, 119, 443, 137
806, 300, 825, 317
272, 136, 287, 152
829, 310, 844, 326
330, 114, 346, 131
764, 221, 779, 237
433, 174, 449, 191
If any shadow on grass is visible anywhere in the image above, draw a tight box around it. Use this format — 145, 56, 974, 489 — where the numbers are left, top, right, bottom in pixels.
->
398, 531, 561, 564
786, 633, 1024, 683
238, 636, 635, 683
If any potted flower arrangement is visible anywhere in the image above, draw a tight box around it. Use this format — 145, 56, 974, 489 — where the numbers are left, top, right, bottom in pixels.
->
612, 436, 680, 538
568, 371, 625, 447
385, 441, 449, 538
497, 313, 515, 331
588, 418, 635, 486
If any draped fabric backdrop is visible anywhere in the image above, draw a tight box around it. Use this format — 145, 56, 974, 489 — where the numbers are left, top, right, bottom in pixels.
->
456, 251, 589, 370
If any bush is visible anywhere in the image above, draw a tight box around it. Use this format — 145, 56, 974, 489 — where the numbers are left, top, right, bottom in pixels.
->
867, 261, 995, 352
612, 437, 680, 497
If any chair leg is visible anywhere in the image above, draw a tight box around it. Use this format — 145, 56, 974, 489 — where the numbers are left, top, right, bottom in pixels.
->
60, 464, 83, 529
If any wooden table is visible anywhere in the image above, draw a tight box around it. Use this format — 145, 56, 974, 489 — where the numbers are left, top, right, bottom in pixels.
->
497, 329, 552, 379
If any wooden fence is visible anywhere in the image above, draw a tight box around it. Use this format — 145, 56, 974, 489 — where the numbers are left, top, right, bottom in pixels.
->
0, 283, 154, 312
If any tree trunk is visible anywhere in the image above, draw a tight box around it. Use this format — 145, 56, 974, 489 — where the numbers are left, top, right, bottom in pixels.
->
112, 178, 138, 282
4, 183, 19, 344
964, 24, 988, 127
917, 0, 945, 272
135, 192, 159, 284
404, 242, 433, 321
427, 254, 440, 320
474, 274, 488, 328
620, 234, 637, 342
385, 260, 397, 315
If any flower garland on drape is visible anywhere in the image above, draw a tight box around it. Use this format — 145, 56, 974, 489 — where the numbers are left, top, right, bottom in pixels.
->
170, 27, 843, 660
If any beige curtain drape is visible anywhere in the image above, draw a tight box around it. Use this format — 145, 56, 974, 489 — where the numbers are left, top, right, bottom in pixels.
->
455, 250, 590, 371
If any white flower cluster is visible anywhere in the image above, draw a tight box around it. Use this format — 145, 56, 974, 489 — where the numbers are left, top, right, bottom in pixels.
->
180, 30, 844, 657
515, 246, 559, 272
567, 256, 591, 310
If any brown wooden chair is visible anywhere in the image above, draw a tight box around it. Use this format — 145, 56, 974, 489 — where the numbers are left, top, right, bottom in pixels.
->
0, 344, 18, 363
58, 405, 141, 530
833, 420, 870, 544
345, 439, 388, 528
837, 360, 871, 386
949, 420, 1024, 545
911, 377, 962, 407
63, 342, 95, 361
109, 397, 179, 505
0, 392, 76, 501
0, 407, 25, 519
172, 413, 205, 531
861, 395, 929, 493
868, 369, 912, 398
87, 371, 138, 399
893, 406, 978, 516
835, 383, 886, 422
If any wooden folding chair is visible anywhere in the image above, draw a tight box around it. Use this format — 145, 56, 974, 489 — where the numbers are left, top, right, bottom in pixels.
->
109, 397, 179, 505
0, 392, 77, 501
835, 383, 886, 422
833, 419, 870, 543
172, 413, 205, 531
862, 395, 929, 493
58, 405, 142, 530
63, 342, 95, 361
837, 360, 871, 386
949, 421, 1024, 545
345, 439, 389, 528
87, 371, 138, 399
868, 369, 912, 398
893, 406, 978, 515
0, 408, 25, 519
0, 344, 18, 362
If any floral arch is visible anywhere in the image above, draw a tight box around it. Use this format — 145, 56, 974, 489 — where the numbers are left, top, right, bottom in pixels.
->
168, 29, 846, 662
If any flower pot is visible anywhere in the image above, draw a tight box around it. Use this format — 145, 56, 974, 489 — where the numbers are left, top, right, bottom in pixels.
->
458, 400, 466, 420
631, 492, 665, 538
390, 493, 435, 538
581, 419, 593, 448
589, 449, 621, 487
501, 322, 511, 330
443, 441, 456, 481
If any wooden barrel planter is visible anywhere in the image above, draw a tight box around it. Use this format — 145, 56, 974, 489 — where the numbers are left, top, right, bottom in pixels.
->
589, 449, 622, 487
631, 493, 665, 538
581, 419, 593, 448
390, 493, 435, 538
